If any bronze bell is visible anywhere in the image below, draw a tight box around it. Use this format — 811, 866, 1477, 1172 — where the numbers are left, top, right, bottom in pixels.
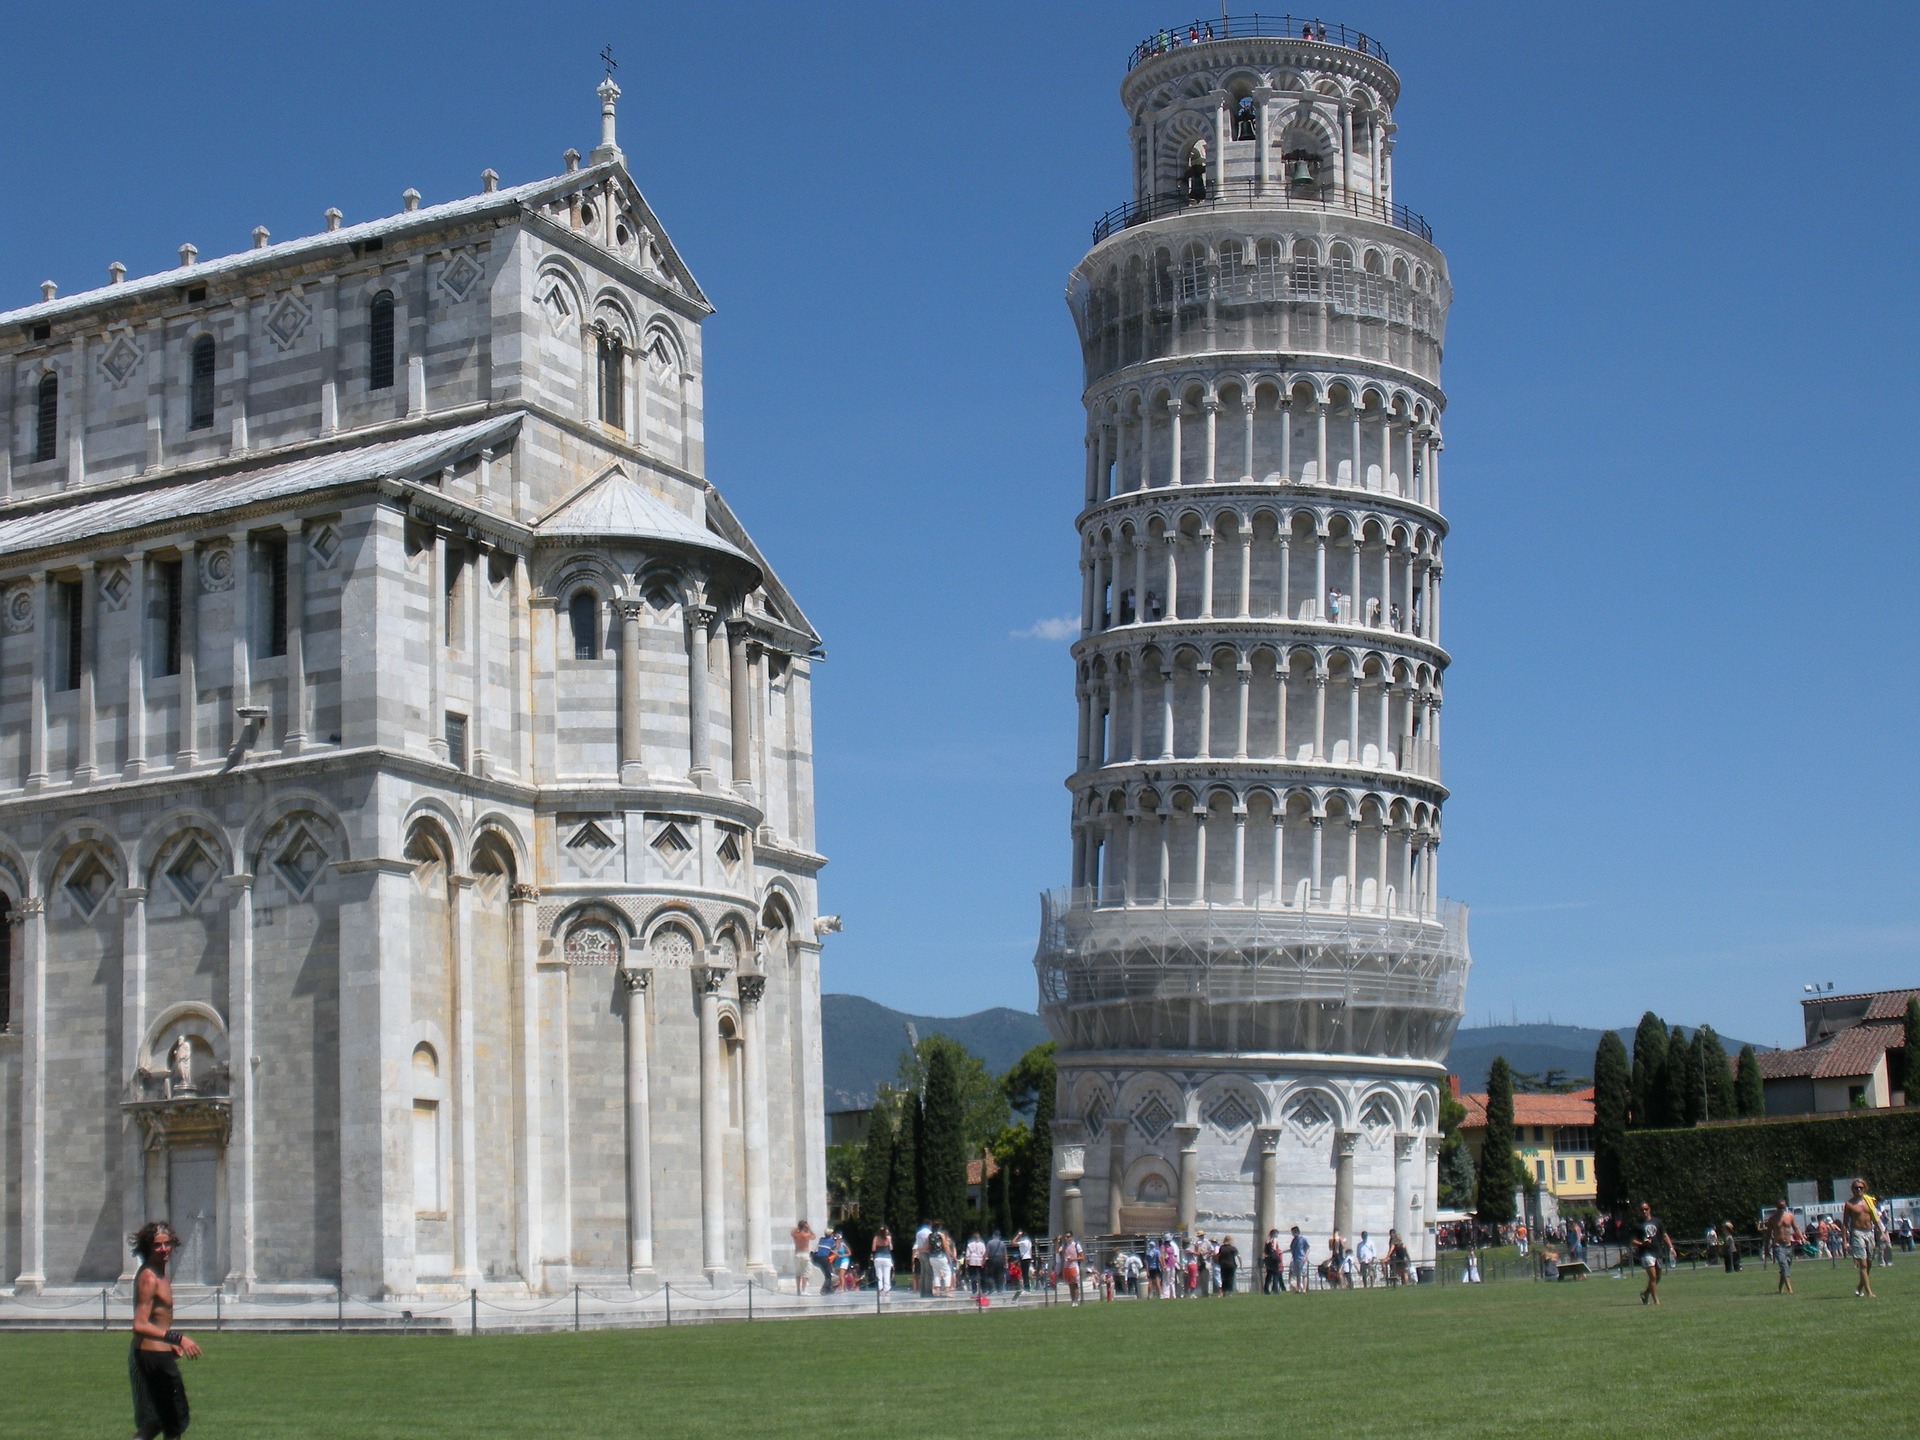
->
1291, 157, 1314, 185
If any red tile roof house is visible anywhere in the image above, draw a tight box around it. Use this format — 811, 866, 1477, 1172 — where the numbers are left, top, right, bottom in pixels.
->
1758, 989, 1916, 1115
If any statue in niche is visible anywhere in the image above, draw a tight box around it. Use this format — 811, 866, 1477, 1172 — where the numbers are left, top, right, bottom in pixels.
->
167, 1035, 194, 1097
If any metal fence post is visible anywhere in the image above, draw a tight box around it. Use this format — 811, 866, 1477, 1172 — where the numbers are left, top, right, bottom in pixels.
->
337, 1285, 344, 1332
747, 1279, 753, 1322
664, 1282, 671, 1327
216, 1289, 223, 1330
470, 1288, 477, 1336
101, 1288, 109, 1331
573, 1285, 580, 1333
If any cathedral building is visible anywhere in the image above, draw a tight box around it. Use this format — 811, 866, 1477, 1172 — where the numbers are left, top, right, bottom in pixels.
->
1038, 21, 1469, 1263
0, 79, 828, 1298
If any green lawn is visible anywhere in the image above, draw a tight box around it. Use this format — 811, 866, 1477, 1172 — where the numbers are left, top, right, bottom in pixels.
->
14, 1259, 1912, 1438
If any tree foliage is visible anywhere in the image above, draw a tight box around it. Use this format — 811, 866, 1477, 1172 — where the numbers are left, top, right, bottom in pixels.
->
884, 1093, 919, 1246
1894, 998, 1920, 1104
897, 1034, 1010, 1154
1022, 1045, 1056, 1234
1592, 1030, 1630, 1210
1734, 1044, 1765, 1119
1662, 1024, 1694, 1129
1621, 1108, 1920, 1235
918, 1044, 969, 1228
1475, 1056, 1520, 1221
1695, 1025, 1735, 1123
850, 1103, 895, 1252
1630, 1012, 1668, 1129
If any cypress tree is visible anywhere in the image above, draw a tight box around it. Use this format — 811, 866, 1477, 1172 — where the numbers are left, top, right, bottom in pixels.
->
1734, 1045, 1765, 1119
1662, 1024, 1693, 1127
1894, 997, 1920, 1104
885, 1100, 918, 1245
920, 1044, 969, 1231
855, 1103, 895, 1251
1026, 1059, 1056, 1233
1475, 1056, 1520, 1222
1592, 1030, 1630, 1210
1629, 1013, 1667, 1128
1696, 1025, 1734, 1122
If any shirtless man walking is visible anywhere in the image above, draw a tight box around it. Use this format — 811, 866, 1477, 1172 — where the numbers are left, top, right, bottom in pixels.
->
1842, 1179, 1877, 1299
129, 1221, 201, 1440
1629, 1202, 1674, 1306
1764, 1199, 1801, 1294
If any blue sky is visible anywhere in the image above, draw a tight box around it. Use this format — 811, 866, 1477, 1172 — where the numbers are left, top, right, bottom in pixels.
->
5, 2, 1915, 1048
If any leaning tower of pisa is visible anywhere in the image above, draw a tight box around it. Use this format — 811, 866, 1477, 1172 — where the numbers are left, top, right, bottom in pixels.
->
1036, 19, 1470, 1267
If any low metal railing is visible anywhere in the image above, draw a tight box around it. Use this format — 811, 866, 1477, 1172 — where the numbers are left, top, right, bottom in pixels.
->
1094, 178, 1433, 245
1130, 16, 1390, 70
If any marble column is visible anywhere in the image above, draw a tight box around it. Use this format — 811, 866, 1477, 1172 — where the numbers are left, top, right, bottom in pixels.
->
13, 896, 47, 1290
426, 532, 447, 759
697, 965, 731, 1279
727, 622, 755, 801
1105, 1118, 1128, 1235
1175, 1124, 1200, 1235
26, 573, 48, 790
176, 543, 199, 769
1333, 1131, 1358, 1238
618, 598, 645, 784
118, 884, 150, 1283
451, 872, 479, 1287
739, 974, 773, 1277
225, 872, 257, 1290
1057, 1141, 1086, 1239
620, 966, 655, 1278
1393, 1133, 1417, 1250
125, 558, 147, 777
1423, 1136, 1442, 1263
511, 883, 544, 1285
75, 561, 97, 784
686, 605, 716, 788
1254, 1127, 1279, 1254
283, 521, 308, 753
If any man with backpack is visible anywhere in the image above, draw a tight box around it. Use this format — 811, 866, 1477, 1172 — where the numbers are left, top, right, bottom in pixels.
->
985, 1230, 1009, 1293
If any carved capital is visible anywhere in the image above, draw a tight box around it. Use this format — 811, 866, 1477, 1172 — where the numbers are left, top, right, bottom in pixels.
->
1335, 1131, 1361, 1159
509, 883, 540, 904
616, 597, 646, 623
696, 965, 732, 996
619, 966, 652, 994
737, 974, 767, 1005
1255, 1125, 1282, 1156
685, 604, 718, 632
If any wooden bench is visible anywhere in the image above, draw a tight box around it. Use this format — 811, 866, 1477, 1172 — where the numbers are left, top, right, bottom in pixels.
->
1553, 1260, 1589, 1280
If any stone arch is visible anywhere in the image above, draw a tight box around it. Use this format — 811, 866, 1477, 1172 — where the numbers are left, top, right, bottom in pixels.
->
1192, 1074, 1266, 1133
469, 814, 530, 880
1276, 1081, 1347, 1134
135, 808, 233, 886
399, 800, 466, 870
35, 820, 126, 896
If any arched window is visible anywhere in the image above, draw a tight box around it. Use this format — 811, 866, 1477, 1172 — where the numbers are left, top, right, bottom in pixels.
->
368, 290, 396, 390
596, 329, 625, 428
189, 336, 216, 431
33, 373, 57, 462
569, 589, 600, 659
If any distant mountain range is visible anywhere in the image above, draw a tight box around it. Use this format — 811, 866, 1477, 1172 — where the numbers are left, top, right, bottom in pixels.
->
821, 997, 1765, 1109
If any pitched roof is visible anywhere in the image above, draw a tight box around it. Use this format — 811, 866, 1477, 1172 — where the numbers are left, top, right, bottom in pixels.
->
0, 412, 523, 558
535, 466, 752, 565
1459, 1087, 1595, 1130
1758, 1024, 1901, 1082
0, 159, 711, 326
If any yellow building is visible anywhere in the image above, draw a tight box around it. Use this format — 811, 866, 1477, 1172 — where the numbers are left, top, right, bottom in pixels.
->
1456, 1083, 1597, 1208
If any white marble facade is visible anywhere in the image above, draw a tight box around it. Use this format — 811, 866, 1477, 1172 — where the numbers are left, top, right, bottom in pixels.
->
1038, 26, 1469, 1264
0, 80, 828, 1297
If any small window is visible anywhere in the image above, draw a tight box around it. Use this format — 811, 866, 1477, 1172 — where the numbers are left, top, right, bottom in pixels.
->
368, 290, 396, 390
596, 330, 625, 428
570, 589, 600, 659
57, 579, 83, 691
189, 335, 216, 430
158, 560, 184, 677
1576, 1158, 1586, 1182
1556, 1159, 1566, 1183
260, 534, 288, 658
0, 894, 12, 1032
444, 712, 468, 771
443, 550, 463, 649
34, 373, 57, 462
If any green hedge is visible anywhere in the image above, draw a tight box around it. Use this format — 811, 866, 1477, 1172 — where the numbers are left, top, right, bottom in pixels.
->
1619, 1108, 1920, 1233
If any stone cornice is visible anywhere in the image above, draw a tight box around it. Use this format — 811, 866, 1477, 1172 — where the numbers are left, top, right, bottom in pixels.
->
1055, 1050, 1446, 1079
1066, 758, 1449, 806
1082, 351, 1444, 412
1070, 618, 1451, 670
1079, 478, 1447, 534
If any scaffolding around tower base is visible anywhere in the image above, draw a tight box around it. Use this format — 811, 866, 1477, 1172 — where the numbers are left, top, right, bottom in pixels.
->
1036, 888, 1467, 1061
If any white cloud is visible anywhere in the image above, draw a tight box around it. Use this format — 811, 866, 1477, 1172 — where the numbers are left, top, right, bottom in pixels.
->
1011, 616, 1079, 642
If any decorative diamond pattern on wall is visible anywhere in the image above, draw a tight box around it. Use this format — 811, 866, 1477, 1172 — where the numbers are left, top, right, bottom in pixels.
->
65, 854, 114, 917
264, 293, 312, 351
1207, 1092, 1256, 1135
1285, 1093, 1332, 1135
1132, 1094, 1174, 1141
274, 829, 327, 897
1360, 1098, 1393, 1130
439, 252, 484, 302
166, 840, 219, 907
99, 332, 142, 388
98, 564, 130, 611
1082, 1090, 1109, 1131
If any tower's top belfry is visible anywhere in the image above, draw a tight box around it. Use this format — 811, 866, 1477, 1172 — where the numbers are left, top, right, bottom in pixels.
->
1120, 19, 1403, 217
